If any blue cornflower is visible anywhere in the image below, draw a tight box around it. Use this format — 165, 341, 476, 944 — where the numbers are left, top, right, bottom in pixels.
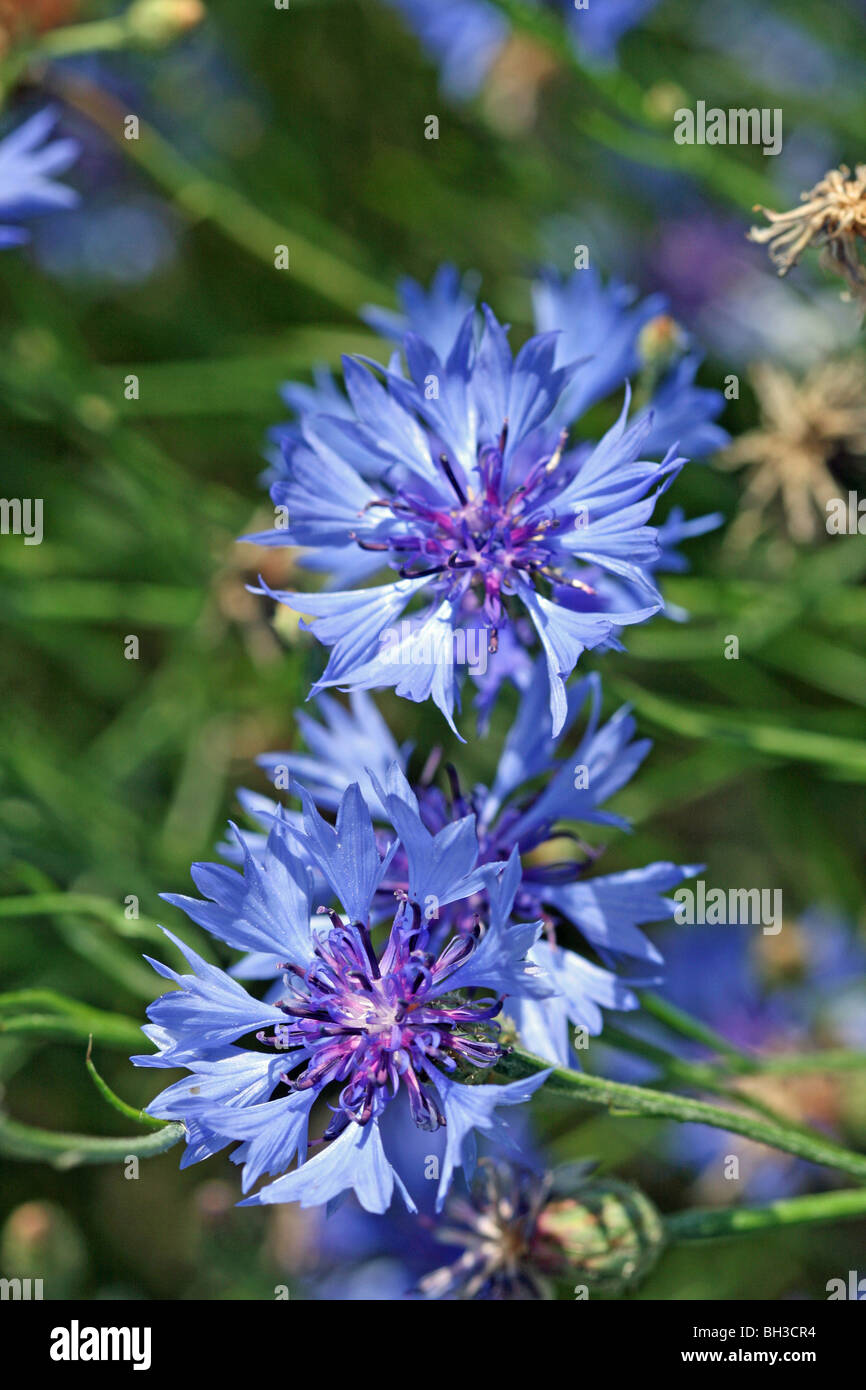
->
0, 108, 79, 248
254, 266, 725, 729
291, 1147, 664, 1299
231, 673, 698, 1068
245, 298, 686, 736
134, 780, 551, 1213
418, 1158, 559, 1299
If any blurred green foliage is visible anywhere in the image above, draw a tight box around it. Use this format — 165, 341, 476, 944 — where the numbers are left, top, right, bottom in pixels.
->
0, 0, 864, 1298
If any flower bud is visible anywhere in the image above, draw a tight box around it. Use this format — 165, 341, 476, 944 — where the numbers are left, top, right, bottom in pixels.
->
535, 1178, 665, 1296
0, 1201, 87, 1298
125, 0, 205, 46
638, 313, 685, 374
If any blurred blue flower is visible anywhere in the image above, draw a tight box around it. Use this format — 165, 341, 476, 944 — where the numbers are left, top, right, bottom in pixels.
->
531, 267, 728, 460
0, 107, 79, 248
245, 288, 697, 736
383, 0, 659, 97
135, 778, 551, 1214
232, 673, 698, 1068
652, 912, 866, 1199
416, 1157, 556, 1298
295, 1148, 646, 1300
696, 1, 837, 93
26, 30, 261, 286
384, 0, 509, 100
31, 192, 178, 285
567, 0, 660, 64
532, 266, 666, 425
283, 1109, 546, 1298
663, 910, 866, 1061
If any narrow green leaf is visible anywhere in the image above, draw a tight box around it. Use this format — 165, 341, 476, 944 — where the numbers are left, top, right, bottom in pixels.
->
0, 1014, 143, 1049
640, 993, 754, 1068
610, 680, 866, 779
0, 991, 144, 1049
0, 897, 165, 943
759, 632, 866, 708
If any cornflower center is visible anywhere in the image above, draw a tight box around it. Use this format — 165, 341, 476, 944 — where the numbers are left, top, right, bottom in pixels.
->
354, 427, 587, 626
259, 904, 503, 1139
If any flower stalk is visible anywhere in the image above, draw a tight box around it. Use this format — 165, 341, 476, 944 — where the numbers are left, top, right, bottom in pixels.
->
667, 1188, 866, 1243
502, 1046, 866, 1185
0, 1113, 183, 1167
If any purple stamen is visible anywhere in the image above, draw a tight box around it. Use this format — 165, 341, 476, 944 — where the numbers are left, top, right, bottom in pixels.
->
263, 901, 503, 1134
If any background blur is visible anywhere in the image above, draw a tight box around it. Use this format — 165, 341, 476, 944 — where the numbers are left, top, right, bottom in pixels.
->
1, 0, 865, 1299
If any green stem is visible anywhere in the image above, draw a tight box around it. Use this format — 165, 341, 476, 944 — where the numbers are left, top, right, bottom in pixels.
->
32, 19, 133, 60
667, 1188, 866, 1242
602, 1024, 742, 1095
505, 1046, 866, 1184
634, 996, 866, 1078
0, 18, 131, 99
640, 992, 755, 1069
85, 1039, 165, 1128
0, 892, 125, 919
0, 1113, 184, 1167
600, 1025, 796, 1131
602, 1025, 866, 1139
0, 988, 110, 1015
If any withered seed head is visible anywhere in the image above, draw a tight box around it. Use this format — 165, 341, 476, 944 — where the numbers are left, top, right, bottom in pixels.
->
719, 358, 866, 543
748, 164, 866, 308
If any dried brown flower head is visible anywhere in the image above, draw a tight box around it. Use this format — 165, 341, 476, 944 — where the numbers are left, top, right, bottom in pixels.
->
748, 164, 866, 308
481, 34, 558, 135
719, 358, 866, 543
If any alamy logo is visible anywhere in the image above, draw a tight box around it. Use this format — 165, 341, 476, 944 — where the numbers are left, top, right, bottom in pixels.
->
377, 621, 488, 675
674, 102, 782, 157
49, 1321, 152, 1371
826, 492, 866, 535
0, 497, 43, 545
0, 1276, 43, 1299
826, 1270, 866, 1300
673, 880, 782, 934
